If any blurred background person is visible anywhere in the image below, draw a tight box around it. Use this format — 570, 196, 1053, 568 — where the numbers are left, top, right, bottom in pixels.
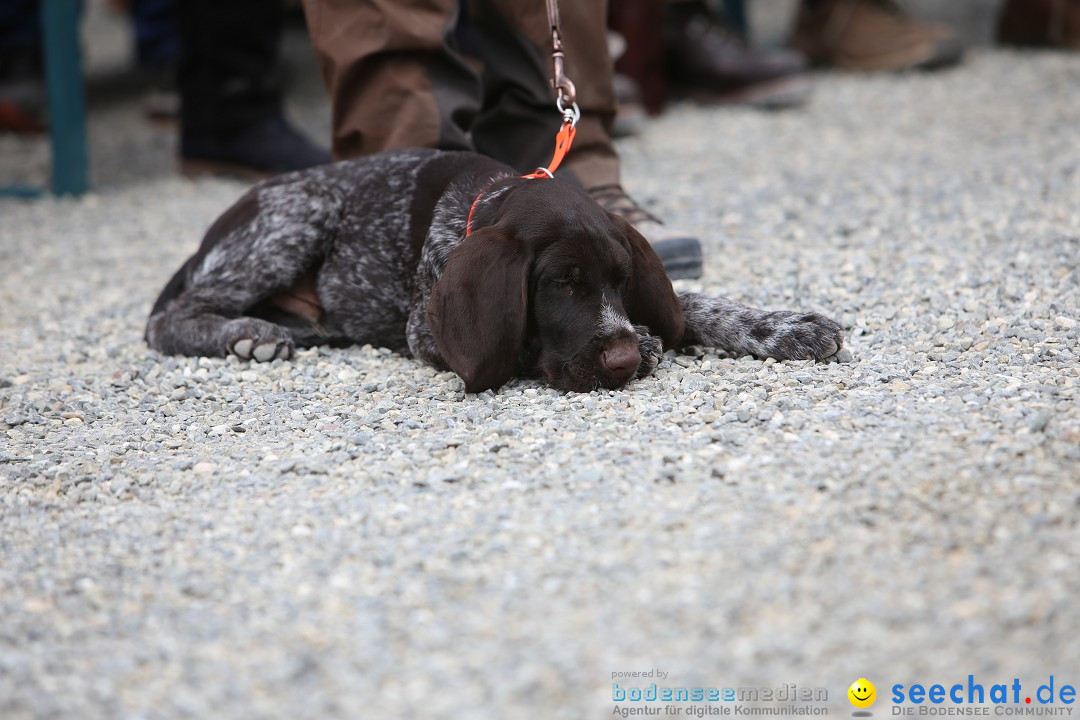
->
176, 0, 329, 177
610, 0, 814, 115
610, 0, 969, 120
0, 0, 329, 177
0, 0, 47, 132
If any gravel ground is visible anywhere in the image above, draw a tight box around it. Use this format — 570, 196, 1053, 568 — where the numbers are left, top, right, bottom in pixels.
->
2, 42, 1079, 720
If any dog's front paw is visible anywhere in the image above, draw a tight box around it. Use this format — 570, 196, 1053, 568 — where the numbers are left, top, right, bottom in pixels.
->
222, 318, 295, 362
634, 327, 664, 379
754, 311, 845, 362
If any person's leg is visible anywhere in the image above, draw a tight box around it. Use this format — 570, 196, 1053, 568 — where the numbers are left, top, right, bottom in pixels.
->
178, 0, 329, 176
131, 0, 179, 121
304, 0, 702, 278
131, 0, 177, 69
997, 0, 1080, 47
0, 0, 40, 50
608, 0, 667, 115
470, 0, 618, 189
179, 0, 280, 137
301, 0, 478, 160
470, 0, 701, 279
0, 0, 46, 132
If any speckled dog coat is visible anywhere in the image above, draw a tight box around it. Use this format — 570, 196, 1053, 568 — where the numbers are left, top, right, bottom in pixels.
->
147, 149, 844, 392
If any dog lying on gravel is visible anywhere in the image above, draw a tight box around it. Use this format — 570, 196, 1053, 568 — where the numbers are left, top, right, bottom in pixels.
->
146, 149, 844, 393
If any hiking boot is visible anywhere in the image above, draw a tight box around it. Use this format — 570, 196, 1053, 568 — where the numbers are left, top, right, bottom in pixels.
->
180, 112, 331, 180
998, 0, 1080, 47
589, 184, 704, 281
790, 0, 964, 72
666, 2, 814, 109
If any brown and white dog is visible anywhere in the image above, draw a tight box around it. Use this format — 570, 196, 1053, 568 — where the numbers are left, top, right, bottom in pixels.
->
146, 149, 844, 393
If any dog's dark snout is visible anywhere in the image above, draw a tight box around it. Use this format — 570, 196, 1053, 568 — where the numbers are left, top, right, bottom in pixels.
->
601, 343, 641, 381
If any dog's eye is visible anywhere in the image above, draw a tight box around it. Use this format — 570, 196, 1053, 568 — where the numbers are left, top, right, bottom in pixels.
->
554, 267, 581, 285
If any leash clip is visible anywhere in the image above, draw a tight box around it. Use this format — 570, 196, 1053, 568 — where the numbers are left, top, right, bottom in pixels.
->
546, 0, 576, 108
551, 46, 577, 108
558, 99, 581, 129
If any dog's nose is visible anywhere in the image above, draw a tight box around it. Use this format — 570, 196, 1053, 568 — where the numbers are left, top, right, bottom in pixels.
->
601, 343, 641, 381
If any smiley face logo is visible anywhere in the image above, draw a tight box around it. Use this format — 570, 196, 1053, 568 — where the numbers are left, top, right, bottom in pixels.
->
848, 678, 876, 709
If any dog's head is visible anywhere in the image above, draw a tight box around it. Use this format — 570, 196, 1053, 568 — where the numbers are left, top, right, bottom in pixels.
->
427, 180, 685, 393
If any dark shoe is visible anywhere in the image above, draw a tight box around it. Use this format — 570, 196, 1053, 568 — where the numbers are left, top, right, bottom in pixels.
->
589, 184, 704, 281
791, 0, 964, 72
0, 48, 46, 133
998, 0, 1080, 47
180, 113, 331, 180
666, 2, 814, 109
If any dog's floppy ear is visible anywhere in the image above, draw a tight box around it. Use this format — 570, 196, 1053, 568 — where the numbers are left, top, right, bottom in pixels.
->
427, 226, 530, 393
609, 212, 685, 348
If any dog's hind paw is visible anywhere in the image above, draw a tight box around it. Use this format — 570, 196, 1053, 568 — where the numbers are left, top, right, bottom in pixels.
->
224, 318, 294, 362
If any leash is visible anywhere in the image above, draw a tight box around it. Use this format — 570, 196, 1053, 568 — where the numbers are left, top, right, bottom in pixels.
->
525, 0, 580, 178
466, 0, 581, 236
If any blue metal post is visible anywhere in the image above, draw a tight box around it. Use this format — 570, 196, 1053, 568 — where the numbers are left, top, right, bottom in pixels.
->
41, 0, 88, 196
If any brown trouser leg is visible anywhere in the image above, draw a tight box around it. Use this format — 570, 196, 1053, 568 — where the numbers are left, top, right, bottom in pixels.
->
302, 0, 620, 189
300, 0, 478, 159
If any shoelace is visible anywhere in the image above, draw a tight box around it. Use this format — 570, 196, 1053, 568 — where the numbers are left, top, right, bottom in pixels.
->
588, 184, 662, 225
